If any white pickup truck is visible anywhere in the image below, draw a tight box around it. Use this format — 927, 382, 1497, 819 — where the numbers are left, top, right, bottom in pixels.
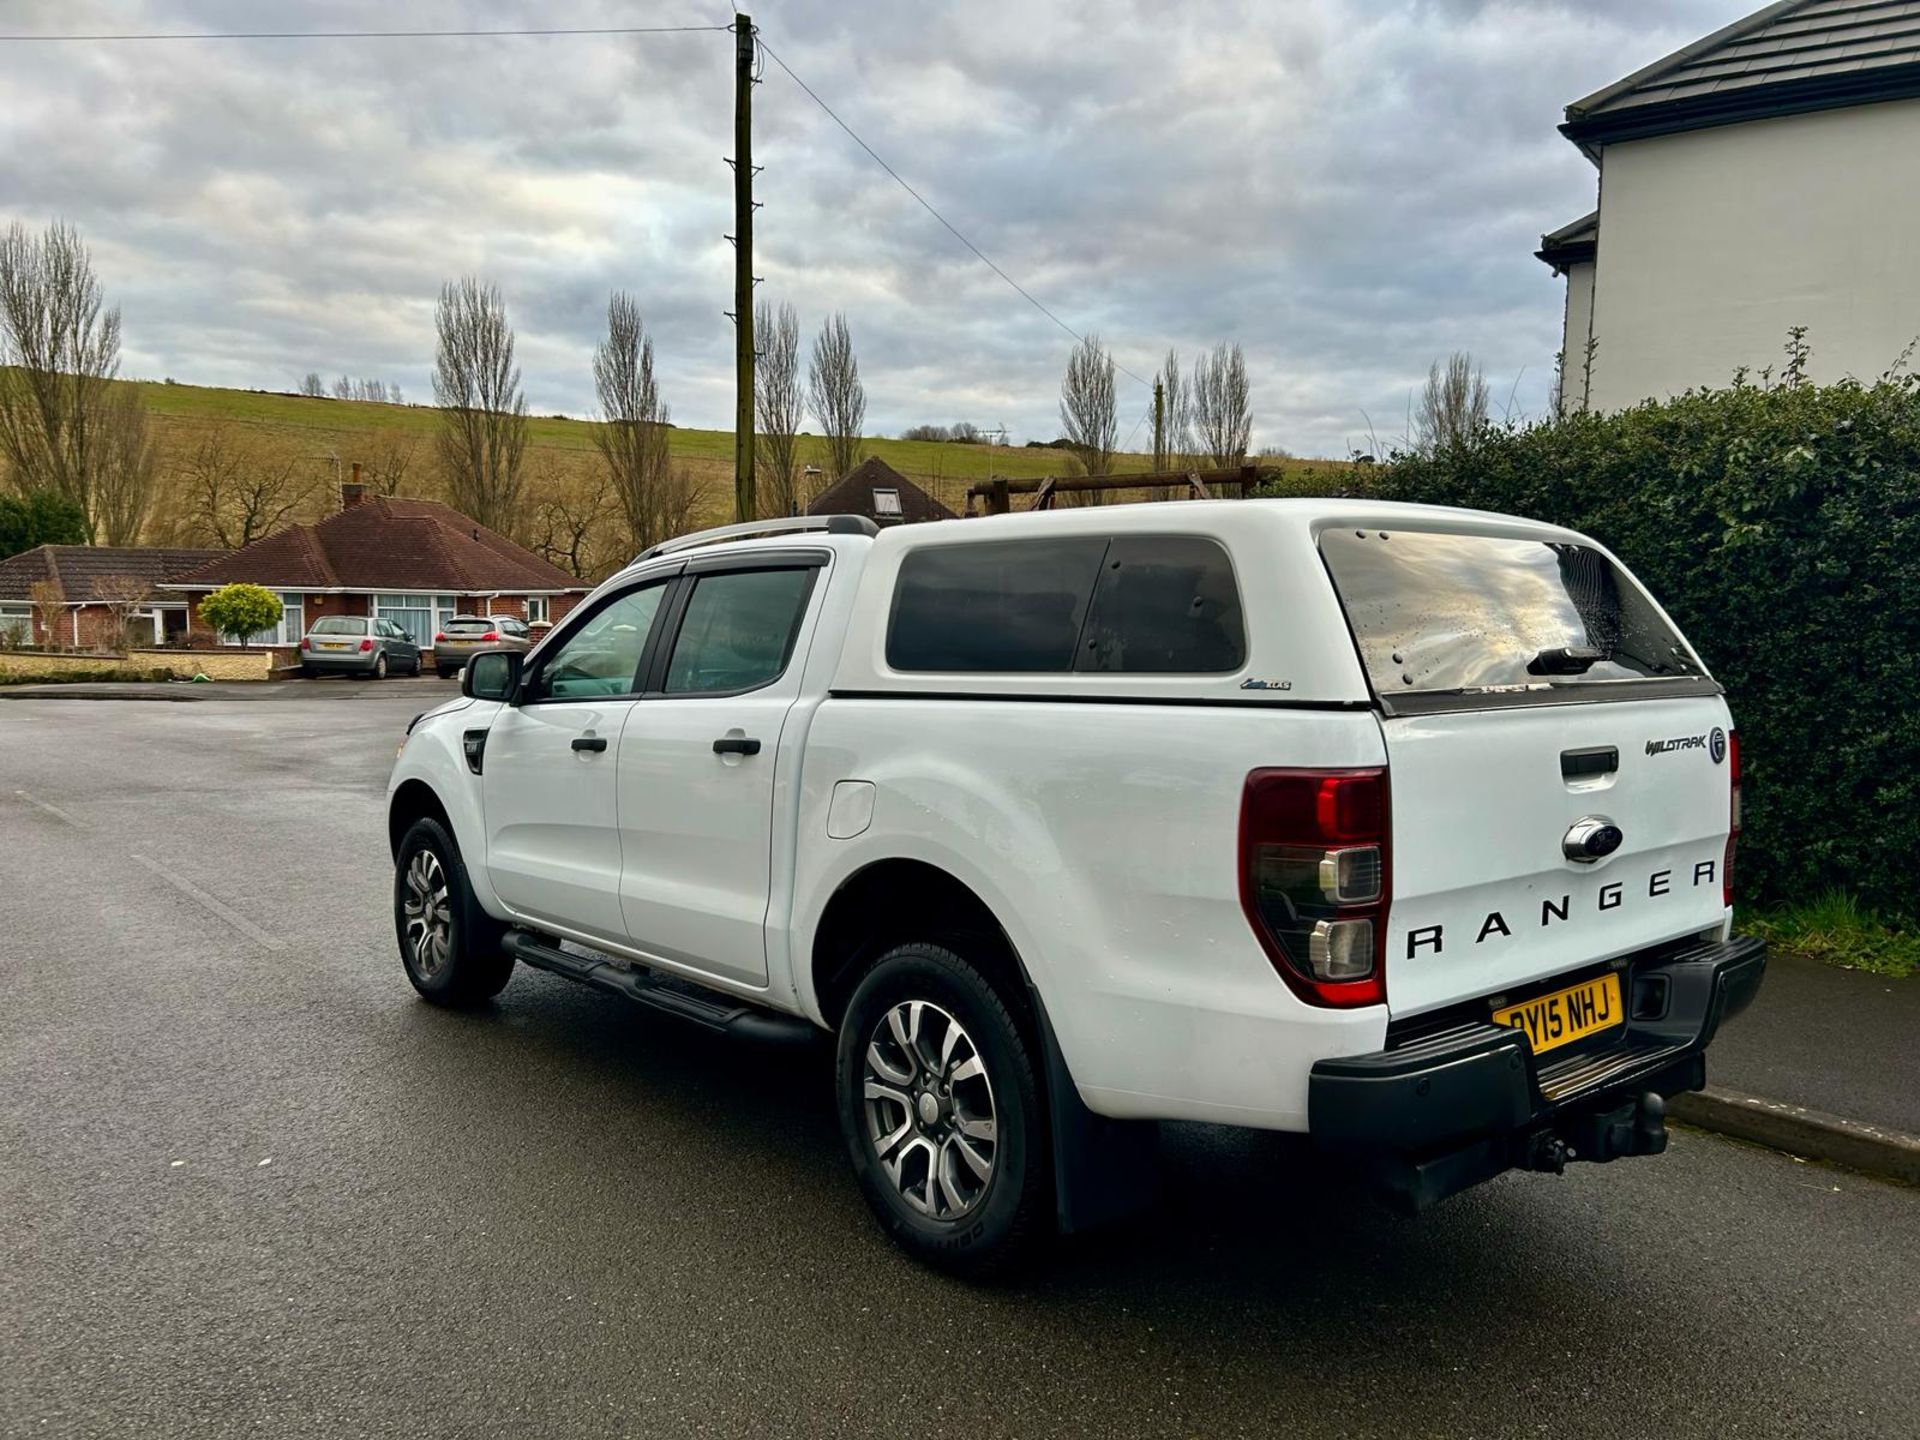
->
386, 499, 1764, 1273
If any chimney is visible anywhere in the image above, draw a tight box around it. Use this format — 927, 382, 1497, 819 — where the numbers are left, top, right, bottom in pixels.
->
341, 461, 367, 509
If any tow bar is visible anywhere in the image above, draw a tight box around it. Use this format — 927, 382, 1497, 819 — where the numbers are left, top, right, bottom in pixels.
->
1524, 1091, 1669, 1173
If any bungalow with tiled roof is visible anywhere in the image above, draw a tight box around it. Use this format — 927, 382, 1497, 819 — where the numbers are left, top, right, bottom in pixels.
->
0, 544, 225, 649
159, 482, 591, 663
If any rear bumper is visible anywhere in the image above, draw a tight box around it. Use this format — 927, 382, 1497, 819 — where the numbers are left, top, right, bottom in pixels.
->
1309, 934, 1766, 1208
301, 651, 380, 673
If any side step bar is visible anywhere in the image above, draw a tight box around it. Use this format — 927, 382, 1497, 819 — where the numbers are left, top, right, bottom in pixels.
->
501, 930, 818, 1046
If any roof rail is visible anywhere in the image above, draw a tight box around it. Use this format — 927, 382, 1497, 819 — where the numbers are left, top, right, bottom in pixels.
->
634, 514, 879, 564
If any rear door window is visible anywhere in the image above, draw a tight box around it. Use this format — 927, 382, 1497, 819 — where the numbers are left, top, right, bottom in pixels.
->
662, 568, 815, 695
1318, 528, 1704, 699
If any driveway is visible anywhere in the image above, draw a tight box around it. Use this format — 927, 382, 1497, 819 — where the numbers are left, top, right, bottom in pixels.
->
1, 692, 1914, 1439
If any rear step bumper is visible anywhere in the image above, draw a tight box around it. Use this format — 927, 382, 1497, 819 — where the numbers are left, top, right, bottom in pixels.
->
1308, 934, 1766, 1211
501, 930, 818, 1045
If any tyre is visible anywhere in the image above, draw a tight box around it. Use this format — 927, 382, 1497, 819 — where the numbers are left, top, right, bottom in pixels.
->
836, 943, 1049, 1277
393, 816, 513, 1006
373, 651, 388, 680
300, 664, 317, 679
436, 667, 454, 680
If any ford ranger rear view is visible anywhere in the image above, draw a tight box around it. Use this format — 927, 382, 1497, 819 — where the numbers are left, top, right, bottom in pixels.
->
386, 499, 1763, 1274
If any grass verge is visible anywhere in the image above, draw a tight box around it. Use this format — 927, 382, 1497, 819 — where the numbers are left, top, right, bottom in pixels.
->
1742, 889, 1918, 979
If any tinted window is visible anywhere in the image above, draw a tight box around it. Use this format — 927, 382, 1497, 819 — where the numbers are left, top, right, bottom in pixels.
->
888, 538, 1107, 672
311, 617, 367, 635
534, 583, 667, 699
1319, 528, 1701, 696
444, 617, 492, 634
663, 569, 813, 695
1078, 537, 1244, 673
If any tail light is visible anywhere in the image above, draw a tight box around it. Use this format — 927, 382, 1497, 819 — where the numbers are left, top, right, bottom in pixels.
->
1238, 768, 1390, 1008
480, 631, 499, 642
434, 632, 446, 644
358, 638, 374, 652
1724, 730, 1741, 908
299, 637, 310, 650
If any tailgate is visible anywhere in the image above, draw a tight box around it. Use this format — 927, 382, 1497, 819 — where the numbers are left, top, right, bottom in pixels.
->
1316, 521, 1735, 1018
1383, 697, 1732, 1016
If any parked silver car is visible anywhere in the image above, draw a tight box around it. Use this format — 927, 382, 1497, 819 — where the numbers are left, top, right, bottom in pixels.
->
299, 616, 422, 679
432, 614, 532, 679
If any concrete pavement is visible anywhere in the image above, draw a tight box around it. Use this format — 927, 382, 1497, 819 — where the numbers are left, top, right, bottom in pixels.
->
1, 692, 1915, 1439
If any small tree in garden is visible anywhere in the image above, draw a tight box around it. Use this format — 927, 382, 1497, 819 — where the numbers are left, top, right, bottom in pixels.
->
94, 574, 150, 651
28, 577, 64, 650
198, 583, 282, 648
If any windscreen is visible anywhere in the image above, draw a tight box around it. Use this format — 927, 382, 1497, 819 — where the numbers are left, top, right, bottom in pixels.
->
311, 617, 368, 636
1319, 528, 1703, 697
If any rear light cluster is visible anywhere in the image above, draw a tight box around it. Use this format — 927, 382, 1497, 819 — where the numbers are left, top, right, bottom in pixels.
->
358, 638, 374, 652
1238, 768, 1391, 1008
298, 637, 310, 650
480, 631, 500, 642
434, 632, 447, 644
1725, 730, 1741, 908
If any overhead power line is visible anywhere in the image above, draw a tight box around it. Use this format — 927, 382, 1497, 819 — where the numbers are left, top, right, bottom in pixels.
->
757, 36, 1152, 392
0, 25, 731, 42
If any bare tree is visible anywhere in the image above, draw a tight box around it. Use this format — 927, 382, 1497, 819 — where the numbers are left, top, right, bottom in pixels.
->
754, 299, 803, 517
591, 291, 683, 552
361, 429, 420, 496
432, 277, 528, 534
1192, 341, 1252, 468
808, 312, 865, 480
28, 577, 64, 650
94, 573, 150, 650
179, 424, 313, 548
0, 220, 123, 537
1154, 348, 1199, 495
1059, 334, 1117, 477
1416, 351, 1490, 453
298, 372, 327, 398
333, 375, 401, 404
92, 386, 156, 545
527, 480, 616, 581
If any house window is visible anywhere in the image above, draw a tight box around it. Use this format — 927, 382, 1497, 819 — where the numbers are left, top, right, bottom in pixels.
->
375, 594, 458, 648
872, 487, 903, 519
526, 596, 550, 625
0, 603, 33, 645
225, 592, 304, 646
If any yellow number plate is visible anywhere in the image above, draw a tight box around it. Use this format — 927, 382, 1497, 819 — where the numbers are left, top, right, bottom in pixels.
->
1492, 972, 1623, 1055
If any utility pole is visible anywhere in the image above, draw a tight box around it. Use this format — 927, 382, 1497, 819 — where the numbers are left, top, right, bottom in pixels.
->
730, 12, 757, 521
1152, 379, 1166, 471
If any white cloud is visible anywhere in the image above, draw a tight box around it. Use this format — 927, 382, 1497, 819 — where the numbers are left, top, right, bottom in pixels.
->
0, 0, 1756, 453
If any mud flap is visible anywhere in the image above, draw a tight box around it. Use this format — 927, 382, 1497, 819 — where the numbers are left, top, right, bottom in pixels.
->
1032, 996, 1160, 1234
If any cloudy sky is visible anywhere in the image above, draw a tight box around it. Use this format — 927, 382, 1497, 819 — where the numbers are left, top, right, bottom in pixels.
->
0, 0, 1753, 456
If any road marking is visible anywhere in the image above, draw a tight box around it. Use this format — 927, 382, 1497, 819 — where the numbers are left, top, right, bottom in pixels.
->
132, 854, 286, 952
15, 789, 82, 827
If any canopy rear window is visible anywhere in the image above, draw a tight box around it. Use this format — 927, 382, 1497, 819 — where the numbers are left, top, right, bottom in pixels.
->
1319, 528, 1704, 705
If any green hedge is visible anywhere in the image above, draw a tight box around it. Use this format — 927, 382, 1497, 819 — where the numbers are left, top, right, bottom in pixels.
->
1344, 377, 1920, 920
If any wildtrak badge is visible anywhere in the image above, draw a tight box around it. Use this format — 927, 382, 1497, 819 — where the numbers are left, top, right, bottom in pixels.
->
1646, 726, 1728, 763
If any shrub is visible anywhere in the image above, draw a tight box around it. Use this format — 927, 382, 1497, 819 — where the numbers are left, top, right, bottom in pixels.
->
1361, 373, 1920, 920
197, 583, 283, 647
0, 490, 88, 559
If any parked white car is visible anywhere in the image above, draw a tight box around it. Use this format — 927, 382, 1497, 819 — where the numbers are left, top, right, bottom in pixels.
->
386, 500, 1763, 1272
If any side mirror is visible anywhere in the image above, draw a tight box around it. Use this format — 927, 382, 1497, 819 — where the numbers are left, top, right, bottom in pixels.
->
463, 649, 524, 702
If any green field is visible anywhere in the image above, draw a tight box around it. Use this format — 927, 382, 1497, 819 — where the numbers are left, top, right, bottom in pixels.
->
123, 378, 1350, 568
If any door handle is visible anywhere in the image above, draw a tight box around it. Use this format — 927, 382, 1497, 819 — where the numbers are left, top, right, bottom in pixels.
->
571, 734, 609, 753
712, 736, 761, 756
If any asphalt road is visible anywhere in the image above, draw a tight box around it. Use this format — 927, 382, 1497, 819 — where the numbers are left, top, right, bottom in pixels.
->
1, 689, 1915, 1440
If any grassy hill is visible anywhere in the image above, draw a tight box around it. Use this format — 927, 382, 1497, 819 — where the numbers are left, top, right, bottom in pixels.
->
129, 378, 1351, 570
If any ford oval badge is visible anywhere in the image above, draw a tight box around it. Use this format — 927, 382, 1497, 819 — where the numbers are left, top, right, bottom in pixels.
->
1709, 727, 1727, 765
1563, 816, 1624, 863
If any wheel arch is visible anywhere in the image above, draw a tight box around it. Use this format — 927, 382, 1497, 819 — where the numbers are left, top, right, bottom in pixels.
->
388, 777, 453, 859
809, 857, 1034, 1034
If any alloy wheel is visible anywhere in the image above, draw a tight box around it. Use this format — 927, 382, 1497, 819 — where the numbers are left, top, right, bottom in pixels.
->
403, 849, 452, 979
861, 1000, 998, 1219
